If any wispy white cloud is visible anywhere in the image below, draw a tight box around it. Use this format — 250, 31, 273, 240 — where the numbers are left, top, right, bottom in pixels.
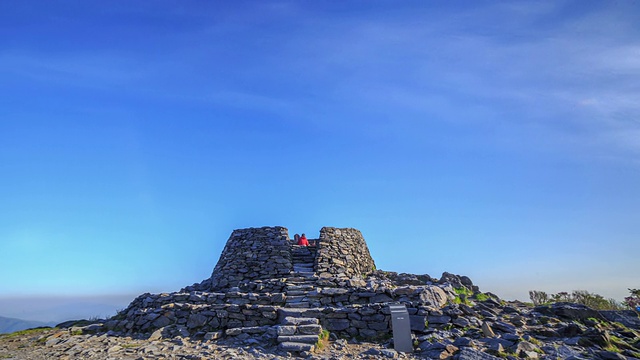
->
0, 51, 147, 86
262, 1, 640, 159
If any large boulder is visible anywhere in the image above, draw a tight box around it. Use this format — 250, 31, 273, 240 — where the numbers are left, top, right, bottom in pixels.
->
534, 302, 604, 322
418, 286, 449, 308
438, 272, 479, 293
599, 310, 640, 329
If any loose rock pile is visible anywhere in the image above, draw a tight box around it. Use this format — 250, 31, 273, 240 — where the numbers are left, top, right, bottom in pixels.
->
1, 226, 638, 359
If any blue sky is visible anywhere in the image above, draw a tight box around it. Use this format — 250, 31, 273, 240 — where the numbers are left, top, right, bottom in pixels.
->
1, 1, 639, 322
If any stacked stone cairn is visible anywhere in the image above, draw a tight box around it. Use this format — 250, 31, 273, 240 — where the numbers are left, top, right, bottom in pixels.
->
99, 226, 640, 359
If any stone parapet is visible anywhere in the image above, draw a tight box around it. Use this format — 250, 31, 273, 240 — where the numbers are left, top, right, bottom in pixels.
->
206, 226, 292, 290
316, 227, 376, 278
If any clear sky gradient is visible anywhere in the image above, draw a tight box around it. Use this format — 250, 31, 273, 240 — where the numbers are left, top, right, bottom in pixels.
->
1, 1, 639, 322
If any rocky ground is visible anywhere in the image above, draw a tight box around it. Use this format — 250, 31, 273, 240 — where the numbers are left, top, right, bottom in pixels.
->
0, 326, 416, 360
1, 297, 639, 360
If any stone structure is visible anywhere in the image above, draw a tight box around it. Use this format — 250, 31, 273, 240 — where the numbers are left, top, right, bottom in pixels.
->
90, 225, 640, 358
205, 226, 292, 290
316, 227, 375, 279
192, 226, 377, 293
104, 226, 474, 353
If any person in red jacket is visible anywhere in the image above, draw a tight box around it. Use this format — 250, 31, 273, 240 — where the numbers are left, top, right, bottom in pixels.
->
297, 233, 309, 246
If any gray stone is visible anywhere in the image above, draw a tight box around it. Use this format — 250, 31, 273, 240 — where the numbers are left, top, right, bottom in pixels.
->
148, 327, 164, 341
596, 350, 627, 360
45, 337, 63, 346
152, 316, 172, 328
276, 325, 296, 335
325, 319, 350, 331
457, 347, 502, 360
186, 314, 208, 329
371, 294, 394, 303
428, 315, 451, 324
599, 310, 640, 328
298, 324, 322, 335
410, 315, 428, 331
278, 341, 314, 352
453, 337, 476, 347
492, 321, 516, 334
418, 286, 449, 308
204, 331, 223, 340
453, 317, 471, 328
534, 302, 603, 322
481, 322, 495, 337
380, 348, 399, 358
107, 345, 122, 353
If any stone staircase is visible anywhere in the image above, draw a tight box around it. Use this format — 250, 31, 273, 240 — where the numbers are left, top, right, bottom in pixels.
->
277, 245, 325, 352
285, 245, 318, 309
276, 313, 323, 352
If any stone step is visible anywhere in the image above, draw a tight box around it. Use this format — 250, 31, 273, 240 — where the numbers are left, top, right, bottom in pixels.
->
287, 282, 316, 288
279, 308, 324, 318
287, 276, 318, 282
285, 296, 306, 303
286, 290, 310, 296
286, 284, 315, 291
279, 342, 314, 352
224, 325, 277, 337
296, 324, 322, 335
287, 280, 317, 286
277, 335, 319, 344
291, 272, 315, 276
275, 324, 322, 336
286, 301, 310, 308
281, 317, 319, 325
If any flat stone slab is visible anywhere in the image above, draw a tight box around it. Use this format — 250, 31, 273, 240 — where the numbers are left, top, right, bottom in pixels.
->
279, 308, 324, 318
278, 342, 315, 351
277, 335, 319, 344
287, 302, 310, 308
279, 341, 315, 352
298, 324, 322, 335
282, 316, 319, 325
286, 285, 315, 291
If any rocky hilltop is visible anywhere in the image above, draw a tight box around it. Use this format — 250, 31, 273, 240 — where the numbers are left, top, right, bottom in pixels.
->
1, 226, 638, 359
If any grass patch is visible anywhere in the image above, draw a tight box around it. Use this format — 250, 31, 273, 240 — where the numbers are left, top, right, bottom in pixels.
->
315, 329, 330, 351
0, 327, 53, 339
527, 337, 542, 346
452, 295, 472, 306
454, 287, 473, 297
474, 293, 490, 302
610, 335, 633, 350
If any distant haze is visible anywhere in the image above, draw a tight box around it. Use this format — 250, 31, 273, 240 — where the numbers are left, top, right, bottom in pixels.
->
0, 295, 136, 323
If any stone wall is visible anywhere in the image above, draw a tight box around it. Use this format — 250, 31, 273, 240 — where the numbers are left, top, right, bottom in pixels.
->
105, 286, 455, 340
316, 227, 376, 279
206, 227, 292, 291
